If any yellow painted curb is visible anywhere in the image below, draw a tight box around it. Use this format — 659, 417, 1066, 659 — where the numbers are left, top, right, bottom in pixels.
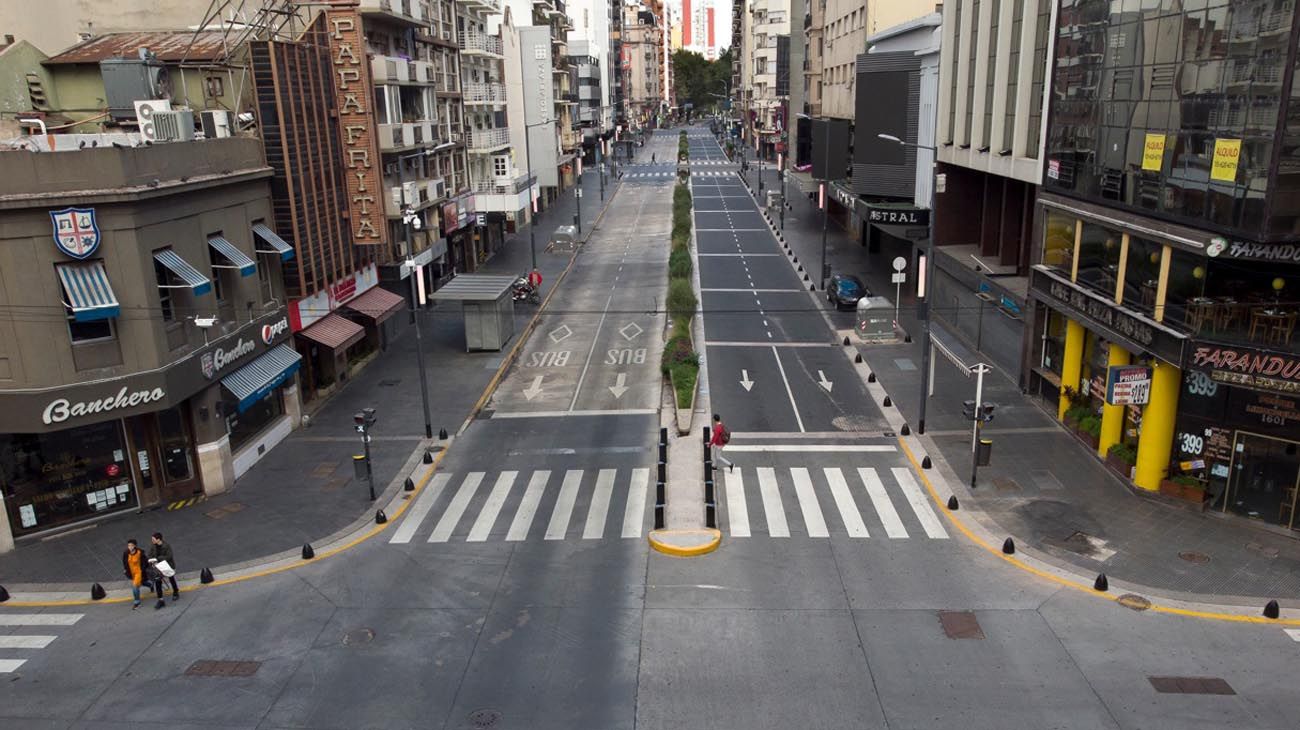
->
897, 438, 1300, 626
648, 529, 723, 557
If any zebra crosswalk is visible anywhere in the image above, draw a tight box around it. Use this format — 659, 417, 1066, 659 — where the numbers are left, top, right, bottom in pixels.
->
0, 612, 83, 673
720, 466, 949, 540
387, 464, 950, 545
389, 468, 652, 544
689, 160, 734, 166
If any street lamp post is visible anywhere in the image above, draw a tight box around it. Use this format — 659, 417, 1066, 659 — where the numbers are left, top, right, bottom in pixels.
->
879, 132, 939, 434
397, 149, 434, 439
353, 409, 377, 501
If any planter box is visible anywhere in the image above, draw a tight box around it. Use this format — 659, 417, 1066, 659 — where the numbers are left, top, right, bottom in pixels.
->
1077, 430, 1100, 450
1104, 454, 1135, 479
671, 367, 698, 436
1160, 479, 1208, 505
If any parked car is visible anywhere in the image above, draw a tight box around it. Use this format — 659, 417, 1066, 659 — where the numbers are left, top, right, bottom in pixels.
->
828, 274, 870, 310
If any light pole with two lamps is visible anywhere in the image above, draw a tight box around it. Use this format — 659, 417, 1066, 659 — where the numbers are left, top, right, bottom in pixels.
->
396, 149, 435, 439
878, 132, 940, 434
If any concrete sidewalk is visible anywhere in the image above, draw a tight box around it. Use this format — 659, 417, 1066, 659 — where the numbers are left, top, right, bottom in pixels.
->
742, 166, 1300, 602
0, 171, 620, 592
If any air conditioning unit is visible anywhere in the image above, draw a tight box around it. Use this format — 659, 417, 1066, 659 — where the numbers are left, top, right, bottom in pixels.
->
153, 109, 195, 142
428, 178, 446, 201
133, 99, 172, 142
200, 110, 233, 138
390, 186, 405, 209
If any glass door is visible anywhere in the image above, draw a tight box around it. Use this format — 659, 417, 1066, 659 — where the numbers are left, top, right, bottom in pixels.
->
155, 405, 200, 502
125, 415, 161, 508
1226, 432, 1300, 528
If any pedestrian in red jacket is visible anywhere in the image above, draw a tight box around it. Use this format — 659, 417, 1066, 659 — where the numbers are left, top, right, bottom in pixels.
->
710, 413, 733, 473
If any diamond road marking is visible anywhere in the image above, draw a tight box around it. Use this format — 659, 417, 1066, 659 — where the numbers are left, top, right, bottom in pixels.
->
619, 322, 644, 341
549, 324, 574, 343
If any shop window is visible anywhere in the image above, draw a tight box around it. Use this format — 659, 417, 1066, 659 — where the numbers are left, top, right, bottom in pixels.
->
1163, 247, 1206, 332
1, 421, 134, 536
1122, 237, 1163, 317
1200, 258, 1299, 351
224, 389, 285, 452
1075, 221, 1123, 299
1040, 308, 1068, 375
1040, 210, 1075, 273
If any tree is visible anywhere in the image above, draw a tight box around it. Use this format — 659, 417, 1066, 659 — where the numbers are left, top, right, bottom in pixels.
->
672, 49, 732, 112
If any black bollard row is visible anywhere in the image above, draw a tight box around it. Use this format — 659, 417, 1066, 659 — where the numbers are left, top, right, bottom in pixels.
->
200, 567, 215, 584
658, 442, 668, 463
922, 456, 933, 469
1002, 538, 1016, 555
855, 353, 863, 363
660, 427, 668, 446
422, 450, 434, 464
658, 461, 667, 484
656, 481, 666, 504
867, 372, 876, 382
704, 478, 715, 504
1094, 573, 1109, 592
946, 495, 959, 510
404, 477, 415, 492
900, 424, 911, 435
90, 583, 106, 601
375, 509, 388, 524
705, 502, 717, 529
882, 396, 892, 407
654, 503, 666, 530
301, 543, 315, 560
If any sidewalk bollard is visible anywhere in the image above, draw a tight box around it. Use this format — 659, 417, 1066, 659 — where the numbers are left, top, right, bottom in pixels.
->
654, 503, 666, 530
660, 427, 668, 446
804, 274, 810, 282
302, 543, 315, 560
1001, 538, 1015, 555
404, 477, 415, 492
438, 427, 448, 440
657, 461, 667, 484
705, 502, 717, 528
855, 353, 863, 363
1264, 599, 1280, 619
883, 396, 892, 407
656, 481, 665, 504
200, 568, 215, 584
1094, 573, 1108, 592
375, 509, 388, 524
904, 334, 912, 343
868, 372, 876, 382
702, 427, 711, 446
810, 283, 816, 291
703, 459, 713, 480
704, 478, 715, 503
422, 451, 433, 464
900, 424, 910, 435
922, 456, 933, 469
90, 583, 106, 601
658, 442, 667, 463
946, 495, 959, 510
792, 256, 798, 263
843, 336, 851, 346
798, 265, 804, 272
0, 585, 8, 603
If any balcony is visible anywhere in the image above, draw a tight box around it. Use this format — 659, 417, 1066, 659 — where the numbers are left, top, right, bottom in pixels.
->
463, 81, 507, 105
370, 55, 419, 85
467, 126, 511, 153
379, 121, 439, 151
358, 0, 427, 27
560, 128, 580, 150
472, 173, 533, 195
462, 0, 501, 11
458, 30, 503, 57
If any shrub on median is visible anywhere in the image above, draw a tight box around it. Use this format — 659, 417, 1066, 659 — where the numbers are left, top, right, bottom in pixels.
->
667, 277, 698, 322
669, 247, 692, 279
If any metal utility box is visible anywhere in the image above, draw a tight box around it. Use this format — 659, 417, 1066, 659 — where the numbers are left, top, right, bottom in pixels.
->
100, 57, 169, 121
855, 296, 896, 340
428, 275, 517, 351
765, 190, 783, 212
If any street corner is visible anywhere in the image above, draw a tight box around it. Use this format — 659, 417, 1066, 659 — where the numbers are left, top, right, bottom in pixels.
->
648, 529, 722, 558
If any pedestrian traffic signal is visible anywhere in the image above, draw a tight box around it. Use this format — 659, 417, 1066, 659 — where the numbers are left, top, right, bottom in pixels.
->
962, 400, 976, 421
961, 401, 998, 422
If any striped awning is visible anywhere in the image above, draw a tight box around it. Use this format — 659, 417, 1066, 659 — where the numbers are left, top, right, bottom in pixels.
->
220, 344, 302, 413
252, 223, 295, 261
296, 313, 365, 350
153, 249, 212, 296
207, 236, 257, 277
56, 260, 120, 322
343, 286, 405, 324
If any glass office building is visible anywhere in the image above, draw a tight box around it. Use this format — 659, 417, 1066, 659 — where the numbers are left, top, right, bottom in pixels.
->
1029, 0, 1300, 530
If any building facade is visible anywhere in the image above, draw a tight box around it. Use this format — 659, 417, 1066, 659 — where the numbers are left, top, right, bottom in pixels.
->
623, 4, 665, 127
1031, 0, 1300, 530
0, 137, 299, 549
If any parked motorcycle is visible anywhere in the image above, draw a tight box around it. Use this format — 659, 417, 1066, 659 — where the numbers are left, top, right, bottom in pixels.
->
511, 275, 540, 305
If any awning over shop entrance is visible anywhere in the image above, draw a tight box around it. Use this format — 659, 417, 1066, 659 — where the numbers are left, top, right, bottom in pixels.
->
343, 286, 405, 324
56, 260, 120, 321
220, 344, 302, 413
296, 313, 365, 350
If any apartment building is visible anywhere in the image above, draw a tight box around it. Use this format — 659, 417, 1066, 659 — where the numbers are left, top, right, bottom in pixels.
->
744, 0, 790, 160
623, 4, 664, 127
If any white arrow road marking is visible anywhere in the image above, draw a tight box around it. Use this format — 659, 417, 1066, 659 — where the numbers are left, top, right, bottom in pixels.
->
609, 373, 629, 398
522, 375, 545, 400
740, 369, 755, 391
817, 370, 834, 392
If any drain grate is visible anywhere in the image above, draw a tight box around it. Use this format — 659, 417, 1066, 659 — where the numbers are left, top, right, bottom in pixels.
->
185, 660, 261, 677
343, 628, 375, 646
937, 611, 985, 639
1117, 594, 1152, 611
1148, 676, 1236, 695
467, 708, 502, 728
1179, 551, 1211, 564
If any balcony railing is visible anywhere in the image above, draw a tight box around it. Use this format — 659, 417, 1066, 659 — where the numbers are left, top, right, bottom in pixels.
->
458, 30, 503, 56
472, 173, 534, 195
358, 0, 426, 25
468, 126, 511, 152
463, 81, 507, 104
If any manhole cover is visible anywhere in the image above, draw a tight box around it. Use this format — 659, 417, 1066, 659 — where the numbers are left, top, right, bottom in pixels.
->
185, 660, 261, 677
342, 628, 375, 646
467, 709, 502, 728
1179, 551, 1211, 564
937, 611, 985, 639
1116, 593, 1152, 611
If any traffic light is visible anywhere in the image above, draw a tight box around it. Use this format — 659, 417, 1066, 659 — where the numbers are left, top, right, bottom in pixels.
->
962, 400, 976, 421
981, 403, 997, 423
962, 401, 998, 423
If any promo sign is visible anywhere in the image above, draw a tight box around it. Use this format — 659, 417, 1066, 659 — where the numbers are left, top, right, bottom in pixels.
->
1105, 365, 1152, 405
327, 8, 387, 248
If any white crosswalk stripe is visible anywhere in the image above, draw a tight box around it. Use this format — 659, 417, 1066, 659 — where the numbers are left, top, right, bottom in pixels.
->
583, 469, 616, 539
507, 470, 550, 541
622, 468, 650, 538
721, 466, 949, 540
545, 470, 584, 540
428, 471, 484, 542
467, 471, 517, 542
0, 612, 82, 674
389, 473, 452, 544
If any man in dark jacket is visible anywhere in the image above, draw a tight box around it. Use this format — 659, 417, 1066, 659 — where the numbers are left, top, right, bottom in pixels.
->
149, 532, 179, 601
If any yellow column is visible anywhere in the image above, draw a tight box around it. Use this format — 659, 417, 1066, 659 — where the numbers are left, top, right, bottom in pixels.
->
1058, 319, 1086, 420
1097, 344, 1130, 458
1134, 362, 1181, 491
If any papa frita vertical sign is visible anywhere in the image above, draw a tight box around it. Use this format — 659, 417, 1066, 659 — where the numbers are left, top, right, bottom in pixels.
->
327, 7, 388, 248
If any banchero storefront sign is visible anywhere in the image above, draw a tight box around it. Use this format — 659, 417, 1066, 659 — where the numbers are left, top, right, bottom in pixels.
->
1030, 266, 1186, 365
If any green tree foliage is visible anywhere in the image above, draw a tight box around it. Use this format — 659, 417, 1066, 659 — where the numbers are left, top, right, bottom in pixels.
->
672, 49, 733, 111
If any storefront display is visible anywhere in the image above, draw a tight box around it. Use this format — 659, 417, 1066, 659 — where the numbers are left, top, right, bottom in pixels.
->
1, 421, 135, 536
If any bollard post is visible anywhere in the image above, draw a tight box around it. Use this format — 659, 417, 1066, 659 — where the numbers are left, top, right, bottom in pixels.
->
657, 461, 667, 484
705, 502, 717, 528
704, 478, 715, 504
658, 442, 667, 463
654, 503, 666, 530
660, 427, 668, 446
702, 426, 711, 446
703, 459, 713, 480
656, 480, 665, 504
